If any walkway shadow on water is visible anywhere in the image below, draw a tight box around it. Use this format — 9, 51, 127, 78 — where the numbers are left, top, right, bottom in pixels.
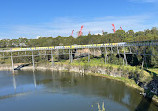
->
135, 69, 158, 111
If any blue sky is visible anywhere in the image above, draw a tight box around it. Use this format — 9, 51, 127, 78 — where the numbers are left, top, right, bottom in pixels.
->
0, 0, 158, 39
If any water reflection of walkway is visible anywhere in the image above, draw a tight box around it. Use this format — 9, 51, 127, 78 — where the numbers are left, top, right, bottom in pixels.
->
33, 72, 37, 88
12, 71, 37, 91
0, 71, 37, 100
12, 74, 16, 90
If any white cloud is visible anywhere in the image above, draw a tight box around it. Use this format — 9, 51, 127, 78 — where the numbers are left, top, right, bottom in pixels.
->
0, 14, 157, 39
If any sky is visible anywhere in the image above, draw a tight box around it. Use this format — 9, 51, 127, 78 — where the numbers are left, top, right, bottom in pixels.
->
0, 0, 158, 39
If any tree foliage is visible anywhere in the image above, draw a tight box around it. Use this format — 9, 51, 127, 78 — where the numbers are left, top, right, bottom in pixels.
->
0, 27, 158, 48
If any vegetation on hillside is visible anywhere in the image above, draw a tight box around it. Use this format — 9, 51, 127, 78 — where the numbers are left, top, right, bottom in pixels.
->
0, 27, 158, 68
0, 27, 158, 48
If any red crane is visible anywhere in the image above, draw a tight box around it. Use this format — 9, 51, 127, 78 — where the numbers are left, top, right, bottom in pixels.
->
78, 25, 84, 36
120, 26, 123, 30
112, 24, 116, 33
71, 30, 74, 36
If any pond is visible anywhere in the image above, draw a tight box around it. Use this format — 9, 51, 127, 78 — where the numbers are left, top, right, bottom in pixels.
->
0, 70, 157, 111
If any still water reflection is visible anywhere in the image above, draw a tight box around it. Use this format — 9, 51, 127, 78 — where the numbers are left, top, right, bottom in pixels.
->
0, 70, 157, 111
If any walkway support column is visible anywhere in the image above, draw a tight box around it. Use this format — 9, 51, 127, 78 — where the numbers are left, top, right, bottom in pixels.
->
142, 47, 147, 69
123, 46, 127, 66
142, 58, 144, 69
104, 46, 107, 64
117, 45, 121, 58
88, 48, 90, 62
110, 45, 113, 63
69, 49, 71, 63
51, 49, 54, 66
32, 51, 35, 71
70, 49, 73, 63
93, 48, 95, 56
111, 46, 113, 54
45, 50, 47, 61
11, 52, 14, 73
129, 47, 132, 54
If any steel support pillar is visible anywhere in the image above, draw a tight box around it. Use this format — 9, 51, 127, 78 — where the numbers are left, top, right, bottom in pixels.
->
11, 52, 14, 73
117, 46, 121, 58
51, 49, 54, 66
45, 50, 47, 61
70, 50, 73, 63
111, 46, 113, 54
69, 49, 71, 63
142, 58, 144, 69
93, 48, 95, 56
142, 47, 147, 69
32, 51, 35, 71
129, 47, 132, 54
88, 48, 90, 62
105, 46, 107, 64
123, 46, 127, 66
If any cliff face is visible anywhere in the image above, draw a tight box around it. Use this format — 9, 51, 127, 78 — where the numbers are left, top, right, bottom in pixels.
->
74, 49, 102, 58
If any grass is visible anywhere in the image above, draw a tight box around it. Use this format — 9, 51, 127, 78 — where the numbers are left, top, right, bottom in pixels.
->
58, 58, 130, 68
0, 57, 11, 65
55, 58, 152, 83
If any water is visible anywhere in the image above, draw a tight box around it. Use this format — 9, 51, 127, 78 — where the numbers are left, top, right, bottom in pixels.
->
0, 70, 157, 111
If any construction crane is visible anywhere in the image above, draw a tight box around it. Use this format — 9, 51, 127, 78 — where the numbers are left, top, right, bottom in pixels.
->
71, 30, 74, 36
112, 24, 116, 33
120, 26, 123, 30
78, 25, 84, 36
